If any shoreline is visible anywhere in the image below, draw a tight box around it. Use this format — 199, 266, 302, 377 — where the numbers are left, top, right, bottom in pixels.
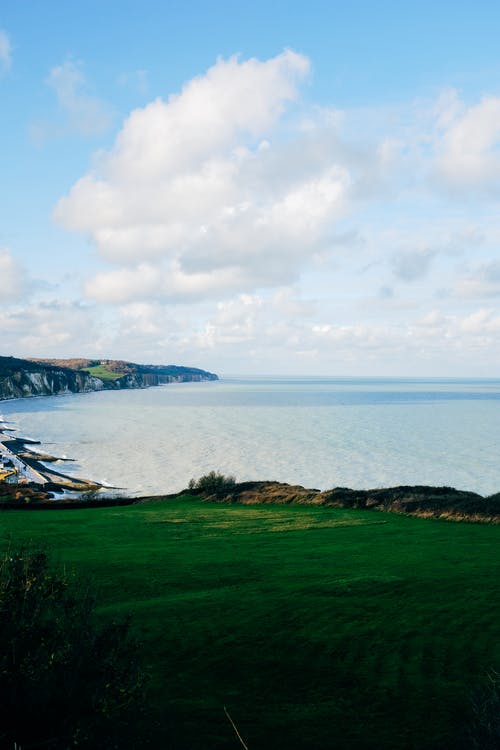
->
2, 409, 500, 517
0, 419, 102, 495
1, 434, 499, 521
2, 379, 500, 514
2, 414, 500, 515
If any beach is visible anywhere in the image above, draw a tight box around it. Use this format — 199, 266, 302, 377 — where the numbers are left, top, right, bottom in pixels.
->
0, 417, 101, 494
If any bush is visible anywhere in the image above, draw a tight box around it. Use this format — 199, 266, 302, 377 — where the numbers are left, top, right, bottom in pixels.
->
0, 547, 147, 749
188, 471, 237, 499
465, 670, 500, 749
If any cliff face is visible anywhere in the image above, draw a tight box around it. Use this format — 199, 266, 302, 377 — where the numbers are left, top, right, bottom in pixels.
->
0, 356, 218, 401
0, 368, 104, 400
126, 371, 217, 387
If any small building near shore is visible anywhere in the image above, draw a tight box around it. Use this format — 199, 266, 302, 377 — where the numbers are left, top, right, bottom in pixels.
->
0, 468, 18, 484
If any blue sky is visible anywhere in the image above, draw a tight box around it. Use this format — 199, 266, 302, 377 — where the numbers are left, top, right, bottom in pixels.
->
2, 1, 500, 375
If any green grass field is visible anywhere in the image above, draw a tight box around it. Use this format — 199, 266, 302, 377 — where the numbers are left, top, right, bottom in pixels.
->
82, 364, 124, 381
1, 498, 499, 749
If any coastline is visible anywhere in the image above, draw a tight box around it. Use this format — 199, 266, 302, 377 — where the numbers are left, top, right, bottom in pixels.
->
2, 417, 500, 515
2, 462, 500, 523
0, 356, 218, 402
0, 371, 218, 496
2, 376, 500, 513
0, 418, 102, 495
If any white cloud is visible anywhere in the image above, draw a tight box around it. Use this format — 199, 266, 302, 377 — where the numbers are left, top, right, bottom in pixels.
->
312, 322, 387, 350
0, 249, 26, 302
58, 66, 500, 314
119, 302, 167, 336
0, 301, 99, 356
85, 261, 254, 303
309, 308, 500, 366
455, 261, 500, 298
272, 288, 316, 317
54, 51, 359, 303
459, 308, 500, 334
153, 293, 500, 373
436, 94, 500, 190
44, 59, 113, 137
0, 30, 11, 72
43, 58, 500, 373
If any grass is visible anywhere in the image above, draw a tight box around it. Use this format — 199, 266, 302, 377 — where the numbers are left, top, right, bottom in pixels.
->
82, 364, 125, 381
1, 497, 500, 748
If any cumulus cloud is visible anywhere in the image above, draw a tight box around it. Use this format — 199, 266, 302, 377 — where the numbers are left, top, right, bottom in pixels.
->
436, 93, 500, 190
119, 302, 168, 336
0, 249, 26, 302
54, 51, 358, 303
56, 63, 500, 314
85, 261, 257, 303
0, 30, 11, 72
44, 56, 500, 373
181, 291, 318, 353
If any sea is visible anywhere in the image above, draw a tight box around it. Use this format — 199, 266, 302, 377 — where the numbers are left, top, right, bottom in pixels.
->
1, 376, 500, 497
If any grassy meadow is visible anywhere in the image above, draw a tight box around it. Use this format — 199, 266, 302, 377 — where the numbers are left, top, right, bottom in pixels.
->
1, 497, 499, 749
82, 364, 125, 381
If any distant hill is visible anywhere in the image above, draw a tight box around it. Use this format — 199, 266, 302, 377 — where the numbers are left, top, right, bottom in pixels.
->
0, 356, 218, 400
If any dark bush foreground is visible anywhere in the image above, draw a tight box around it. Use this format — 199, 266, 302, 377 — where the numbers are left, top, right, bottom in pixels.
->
0, 547, 148, 749
465, 670, 500, 749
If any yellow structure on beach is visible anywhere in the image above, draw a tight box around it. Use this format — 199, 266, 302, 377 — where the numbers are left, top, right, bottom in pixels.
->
0, 468, 18, 484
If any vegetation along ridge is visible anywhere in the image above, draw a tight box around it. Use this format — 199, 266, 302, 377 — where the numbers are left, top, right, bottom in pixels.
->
3, 471, 500, 524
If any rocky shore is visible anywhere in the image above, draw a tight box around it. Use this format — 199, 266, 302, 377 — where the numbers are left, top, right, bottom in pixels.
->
0, 419, 102, 498
0, 357, 219, 502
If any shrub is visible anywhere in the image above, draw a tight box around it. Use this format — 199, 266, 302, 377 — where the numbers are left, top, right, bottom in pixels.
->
188, 471, 237, 499
465, 670, 500, 749
0, 546, 147, 749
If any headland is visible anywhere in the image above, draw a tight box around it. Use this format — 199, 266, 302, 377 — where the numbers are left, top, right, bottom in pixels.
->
0, 356, 218, 401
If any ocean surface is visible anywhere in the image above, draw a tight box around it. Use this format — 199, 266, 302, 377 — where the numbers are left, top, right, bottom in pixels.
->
1, 377, 500, 496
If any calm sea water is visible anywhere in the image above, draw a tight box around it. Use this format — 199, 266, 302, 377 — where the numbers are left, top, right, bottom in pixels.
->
1, 377, 500, 496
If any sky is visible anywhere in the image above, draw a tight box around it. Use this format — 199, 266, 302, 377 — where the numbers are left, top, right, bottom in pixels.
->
2, 1, 500, 376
